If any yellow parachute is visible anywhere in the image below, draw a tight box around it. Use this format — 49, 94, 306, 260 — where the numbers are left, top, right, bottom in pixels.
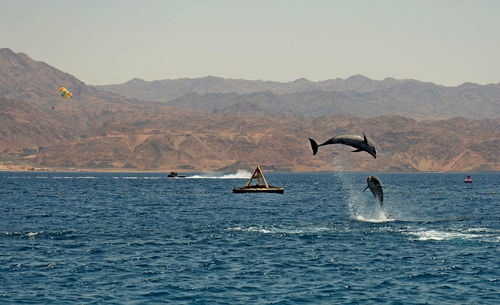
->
59, 87, 72, 99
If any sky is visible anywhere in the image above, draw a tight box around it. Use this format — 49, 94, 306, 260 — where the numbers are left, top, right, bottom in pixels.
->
1, 0, 499, 86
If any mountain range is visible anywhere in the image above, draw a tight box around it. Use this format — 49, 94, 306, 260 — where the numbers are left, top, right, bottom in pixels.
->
97, 75, 500, 119
1, 48, 499, 172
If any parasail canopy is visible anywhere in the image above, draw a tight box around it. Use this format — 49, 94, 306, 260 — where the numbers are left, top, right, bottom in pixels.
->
59, 87, 72, 99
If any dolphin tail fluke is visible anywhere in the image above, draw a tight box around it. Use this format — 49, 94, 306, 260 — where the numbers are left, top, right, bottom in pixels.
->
308, 138, 319, 156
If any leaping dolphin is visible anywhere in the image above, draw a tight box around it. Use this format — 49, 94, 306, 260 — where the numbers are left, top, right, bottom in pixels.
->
364, 175, 383, 206
308, 134, 377, 158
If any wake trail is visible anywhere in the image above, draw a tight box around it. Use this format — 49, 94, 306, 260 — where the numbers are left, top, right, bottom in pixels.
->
187, 169, 251, 179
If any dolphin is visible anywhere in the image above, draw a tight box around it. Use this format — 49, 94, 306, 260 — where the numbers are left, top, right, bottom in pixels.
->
308, 134, 377, 158
364, 175, 383, 206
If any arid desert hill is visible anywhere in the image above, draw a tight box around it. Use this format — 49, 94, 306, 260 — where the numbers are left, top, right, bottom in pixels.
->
1, 48, 499, 172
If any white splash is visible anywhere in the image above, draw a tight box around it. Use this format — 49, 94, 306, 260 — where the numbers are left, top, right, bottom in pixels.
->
187, 169, 251, 179
354, 212, 395, 223
331, 159, 393, 223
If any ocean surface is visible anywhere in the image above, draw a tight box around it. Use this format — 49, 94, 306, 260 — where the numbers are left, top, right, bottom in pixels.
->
1, 171, 498, 304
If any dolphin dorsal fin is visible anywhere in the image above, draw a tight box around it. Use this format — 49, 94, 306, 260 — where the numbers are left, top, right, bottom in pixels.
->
363, 133, 368, 143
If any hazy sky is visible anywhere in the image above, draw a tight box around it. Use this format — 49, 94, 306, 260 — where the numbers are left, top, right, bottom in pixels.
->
2, 0, 499, 86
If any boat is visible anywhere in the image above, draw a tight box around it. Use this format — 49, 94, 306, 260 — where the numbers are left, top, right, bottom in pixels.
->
167, 172, 186, 178
232, 165, 284, 194
464, 175, 473, 183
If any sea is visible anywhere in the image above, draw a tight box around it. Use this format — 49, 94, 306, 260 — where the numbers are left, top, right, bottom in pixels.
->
0, 171, 498, 304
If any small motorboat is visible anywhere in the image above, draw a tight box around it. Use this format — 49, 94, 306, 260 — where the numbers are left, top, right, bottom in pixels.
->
232, 165, 284, 194
464, 175, 473, 183
167, 172, 186, 178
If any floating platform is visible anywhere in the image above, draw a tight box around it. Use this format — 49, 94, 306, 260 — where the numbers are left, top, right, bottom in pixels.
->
232, 165, 284, 194
232, 185, 285, 194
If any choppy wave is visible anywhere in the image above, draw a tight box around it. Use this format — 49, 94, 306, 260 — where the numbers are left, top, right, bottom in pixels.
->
112, 176, 162, 180
228, 225, 332, 235
187, 169, 251, 179
2, 231, 45, 239
1, 171, 499, 304
9, 176, 96, 179
52, 176, 97, 179
405, 228, 499, 242
3, 230, 77, 240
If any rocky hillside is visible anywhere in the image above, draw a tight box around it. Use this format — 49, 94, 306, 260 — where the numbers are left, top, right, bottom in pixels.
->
21, 114, 500, 172
1, 48, 499, 172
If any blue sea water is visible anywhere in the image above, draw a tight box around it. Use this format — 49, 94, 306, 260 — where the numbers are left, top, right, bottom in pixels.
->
0, 171, 498, 304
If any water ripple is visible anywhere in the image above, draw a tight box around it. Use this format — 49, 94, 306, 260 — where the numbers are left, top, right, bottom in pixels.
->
0, 171, 498, 304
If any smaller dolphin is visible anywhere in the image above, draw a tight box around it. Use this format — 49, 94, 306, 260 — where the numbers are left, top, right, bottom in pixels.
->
308, 134, 377, 158
364, 176, 383, 206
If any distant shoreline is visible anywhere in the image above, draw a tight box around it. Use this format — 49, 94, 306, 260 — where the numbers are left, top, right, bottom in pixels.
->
0, 164, 496, 174
0, 164, 191, 173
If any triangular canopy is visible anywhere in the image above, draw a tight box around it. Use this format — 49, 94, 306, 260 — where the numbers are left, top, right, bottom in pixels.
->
245, 165, 269, 188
